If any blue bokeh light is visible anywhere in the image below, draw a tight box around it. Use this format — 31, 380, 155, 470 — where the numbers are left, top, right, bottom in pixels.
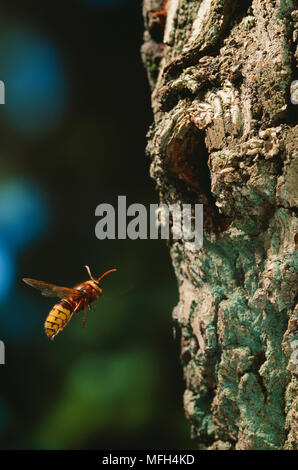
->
0, 239, 15, 303
0, 179, 50, 252
0, 179, 50, 304
0, 29, 68, 135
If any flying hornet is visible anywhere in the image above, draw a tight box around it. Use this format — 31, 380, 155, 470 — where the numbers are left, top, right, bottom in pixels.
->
23, 266, 116, 340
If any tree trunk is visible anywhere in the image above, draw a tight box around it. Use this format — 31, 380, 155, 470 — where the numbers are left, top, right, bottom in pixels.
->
141, 0, 298, 450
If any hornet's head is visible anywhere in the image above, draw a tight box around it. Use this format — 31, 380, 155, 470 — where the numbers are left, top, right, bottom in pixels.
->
85, 265, 117, 290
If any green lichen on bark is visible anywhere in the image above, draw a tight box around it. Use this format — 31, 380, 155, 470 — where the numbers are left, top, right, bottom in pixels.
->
142, 0, 298, 450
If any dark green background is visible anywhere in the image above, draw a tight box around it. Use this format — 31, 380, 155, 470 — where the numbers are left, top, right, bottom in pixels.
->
0, 0, 192, 450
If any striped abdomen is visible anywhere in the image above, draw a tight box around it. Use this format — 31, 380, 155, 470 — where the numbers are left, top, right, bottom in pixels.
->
45, 299, 76, 339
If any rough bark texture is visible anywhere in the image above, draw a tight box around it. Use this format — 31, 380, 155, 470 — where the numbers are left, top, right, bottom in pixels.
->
142, 0, 298, 450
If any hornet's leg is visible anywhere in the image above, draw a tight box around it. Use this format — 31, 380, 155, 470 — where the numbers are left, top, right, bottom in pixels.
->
94, 295, 99, 311
60, 311, 75, 331
74, 299, 84, 314
83, 305, 87, 329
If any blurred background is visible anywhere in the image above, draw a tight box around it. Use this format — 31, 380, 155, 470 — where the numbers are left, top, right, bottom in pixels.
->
0, 0, 192, 450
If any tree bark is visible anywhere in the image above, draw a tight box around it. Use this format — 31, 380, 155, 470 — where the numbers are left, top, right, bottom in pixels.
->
142, 0, 298, 450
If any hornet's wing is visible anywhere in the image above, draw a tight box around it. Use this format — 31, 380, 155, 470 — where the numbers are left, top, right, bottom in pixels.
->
23, 278, 82, 300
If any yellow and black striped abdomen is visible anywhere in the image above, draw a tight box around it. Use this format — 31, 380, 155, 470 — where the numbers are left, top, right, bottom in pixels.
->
45, 299, 75, 339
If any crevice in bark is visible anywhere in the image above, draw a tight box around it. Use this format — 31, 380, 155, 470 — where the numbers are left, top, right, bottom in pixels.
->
252, 350, 268, 402
167, 124, 231, 233
234, 255, 245, 288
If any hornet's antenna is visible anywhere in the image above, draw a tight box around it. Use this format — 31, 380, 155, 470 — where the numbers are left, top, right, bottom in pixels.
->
97, 269, 117, 283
